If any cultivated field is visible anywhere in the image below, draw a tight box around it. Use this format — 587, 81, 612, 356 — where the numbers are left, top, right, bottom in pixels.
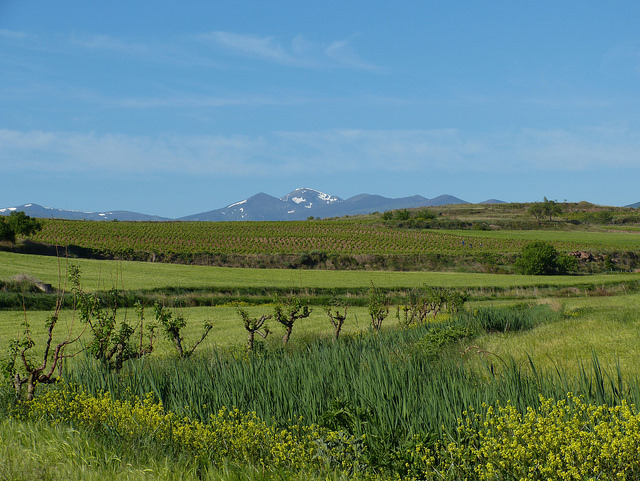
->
20, 213, 640, 272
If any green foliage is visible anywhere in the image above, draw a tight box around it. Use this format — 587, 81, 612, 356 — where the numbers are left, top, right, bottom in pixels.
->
415, 208, 436, 220
0, 212, 42, 243
367, 282, 389, 331
153, 302, 212, 357
273, 295, 311, 344
238, 308, 271, 350
527, 197, 563, 221
26, 218, 530, 260
0, 417, 222, 481
70, 265, 155, 371
571, 210, 615, 225
399, 286, 467, 327
7, 211, 42, 237
0, 218, 15, 243
2, 283, 80, 400
394, 209, 410, 221
514, 241, 577, 275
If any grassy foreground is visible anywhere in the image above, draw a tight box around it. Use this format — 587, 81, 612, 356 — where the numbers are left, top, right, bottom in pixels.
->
2, 247, 640, 479
5, 301, 640, 480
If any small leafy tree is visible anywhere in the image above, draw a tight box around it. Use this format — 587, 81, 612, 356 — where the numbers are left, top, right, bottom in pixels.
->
528, 197, 563, 221
325, 295, 348, 340
4, 265, 84, 400
153, 302, 212, 358
368, 282, 389, 332
273, 295, 311, 344
415, 208, 436, 220
514, 241, 577, 275
238, 308, 271, 350
8, 211, 42, 237
395, 209, 411, 221
399, 286, 467, 327
70, 265, 155, 371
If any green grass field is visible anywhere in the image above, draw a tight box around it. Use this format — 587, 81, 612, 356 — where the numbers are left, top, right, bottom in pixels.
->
466, 293, 640, 374
2, 251, 638, 292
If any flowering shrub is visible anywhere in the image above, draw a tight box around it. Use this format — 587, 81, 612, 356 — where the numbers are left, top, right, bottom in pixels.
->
16, 385, 365, 476
444, 394, 640, 480
14, 387, 640, 480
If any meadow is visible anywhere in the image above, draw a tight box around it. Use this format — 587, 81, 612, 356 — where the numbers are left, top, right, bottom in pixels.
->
1, 208, 640, 480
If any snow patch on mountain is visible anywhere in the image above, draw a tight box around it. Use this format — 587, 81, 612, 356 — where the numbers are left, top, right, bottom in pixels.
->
281, 188, 340, 205
227, 199, 247, 208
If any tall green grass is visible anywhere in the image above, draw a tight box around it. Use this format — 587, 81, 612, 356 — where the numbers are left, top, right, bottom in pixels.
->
57, 304, 640, 467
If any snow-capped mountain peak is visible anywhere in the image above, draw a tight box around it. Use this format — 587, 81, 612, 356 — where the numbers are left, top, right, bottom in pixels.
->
280, 188, 341, 206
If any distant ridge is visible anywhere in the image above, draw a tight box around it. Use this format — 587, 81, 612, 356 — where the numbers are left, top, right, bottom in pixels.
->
480, 199, 507, 204
2, 188, 469, 221
0, 203, 170, 221
625, 201, 640, 209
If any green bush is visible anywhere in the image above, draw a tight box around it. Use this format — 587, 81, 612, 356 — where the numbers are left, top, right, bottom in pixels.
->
0, 212, 42, 242
514, 241, 577, 275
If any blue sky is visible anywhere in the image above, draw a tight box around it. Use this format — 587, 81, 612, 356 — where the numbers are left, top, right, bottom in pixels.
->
1, 1, 640, 217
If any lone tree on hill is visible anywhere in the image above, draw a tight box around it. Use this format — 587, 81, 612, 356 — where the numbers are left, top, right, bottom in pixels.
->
528, 197, 563, 221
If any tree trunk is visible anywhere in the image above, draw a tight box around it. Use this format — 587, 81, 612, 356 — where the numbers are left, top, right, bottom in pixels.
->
173, 334, 184, 357
26, 373, 37, 401
283, 326, 293, 344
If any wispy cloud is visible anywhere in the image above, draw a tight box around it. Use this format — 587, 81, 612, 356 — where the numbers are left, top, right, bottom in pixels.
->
113, 94, 314, 109
69, 34, 153, 56
68, 33, 223, 68
196, 31, 379, 70
0, 29, 29, 40
326, 35, 380, 72
199, 31, 300, 65
2, 29, 377, 72
2, 127, 639, 179
603, 41, 640, 77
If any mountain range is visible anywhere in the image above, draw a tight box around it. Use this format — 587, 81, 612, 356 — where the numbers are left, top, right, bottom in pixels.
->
0, 188, 480, 221
2, 187, 635, 222
180, 189, 481, 221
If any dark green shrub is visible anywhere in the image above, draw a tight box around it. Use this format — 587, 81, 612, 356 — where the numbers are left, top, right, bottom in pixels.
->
0, 218, 15, 243
514, 241, 577, 275
0, 211, 42, 242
